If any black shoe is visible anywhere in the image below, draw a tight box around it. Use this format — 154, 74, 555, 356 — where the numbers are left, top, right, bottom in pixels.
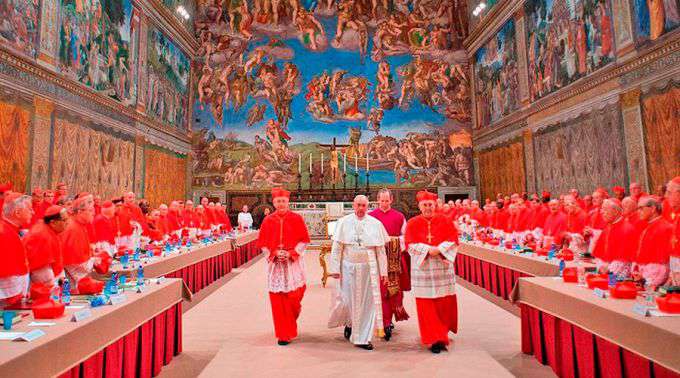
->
430, 343, 442, 354
356, 343, 373, 350
439, 342, 448, 352
277, 340, 290, 346
344, 326, 352, 340
383, 327, 392, 341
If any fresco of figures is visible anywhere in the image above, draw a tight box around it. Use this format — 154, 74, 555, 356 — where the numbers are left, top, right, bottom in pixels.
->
525, 0, 615, 102
58, 0, 139, 106
0, 0, 41, 58
633, 0, 680, 41
146, 27, 191, 129
473, 19, 519, 128
192, 0, 474, 190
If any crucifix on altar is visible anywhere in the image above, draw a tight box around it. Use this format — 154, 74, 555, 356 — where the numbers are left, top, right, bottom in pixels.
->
318, 137, 350, 187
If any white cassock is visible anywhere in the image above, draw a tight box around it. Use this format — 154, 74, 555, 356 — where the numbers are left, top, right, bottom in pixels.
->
328, 213, 389, 345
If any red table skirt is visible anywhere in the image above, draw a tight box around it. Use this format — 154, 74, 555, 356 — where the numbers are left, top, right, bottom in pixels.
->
520, 303, 680, 378
165, 241, 261, 294
58, 302, 182, 378
455, 253, 531, 301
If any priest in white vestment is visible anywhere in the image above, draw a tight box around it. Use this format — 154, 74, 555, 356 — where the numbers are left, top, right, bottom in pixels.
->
328, 195, 389, 350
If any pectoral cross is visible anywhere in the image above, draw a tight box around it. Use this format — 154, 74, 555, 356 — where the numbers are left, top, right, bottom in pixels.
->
426, 220, 433, 244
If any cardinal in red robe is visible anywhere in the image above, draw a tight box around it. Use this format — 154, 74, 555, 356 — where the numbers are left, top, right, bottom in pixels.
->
92, 201, 117, 256
592, 199, 637, 277
24, 205, 66, 286
61, 195, 96, 286
113, 198, 134, 249
633, 196, 673, 287
405, 191, 459, 353
257, 188, 310, 345
0, 192, 31, 305
541, 200, 567, 247
665, 177, 680, 285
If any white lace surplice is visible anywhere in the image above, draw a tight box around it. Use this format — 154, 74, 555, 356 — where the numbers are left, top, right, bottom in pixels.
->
266, 243, 307, 293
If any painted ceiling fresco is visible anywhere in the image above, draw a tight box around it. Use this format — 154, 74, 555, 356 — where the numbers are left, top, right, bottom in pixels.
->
192, 0, 474, 190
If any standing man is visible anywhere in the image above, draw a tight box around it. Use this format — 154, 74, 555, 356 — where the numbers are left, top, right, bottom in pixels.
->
238, 204, 254, 230
257, 188, 310, 345
368, 188, 409, 341
405, 190, 459, 354
92, 201, 117, 256
329, 195, 389, 350
61, 195, 96, 285
633, 196, 672, 287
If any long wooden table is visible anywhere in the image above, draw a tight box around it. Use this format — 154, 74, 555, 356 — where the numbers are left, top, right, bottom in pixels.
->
514, 277, 680, 377
455, 242, 594, 303
108, 231, 260, 297
0, 279, 183, 378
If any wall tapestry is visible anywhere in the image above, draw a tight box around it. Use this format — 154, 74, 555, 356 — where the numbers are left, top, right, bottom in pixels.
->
144, 146, 187, 206
642, 84, 680, 190
533, 104, 627, 195
478, 141, 526, 201
0, 101, 30, 191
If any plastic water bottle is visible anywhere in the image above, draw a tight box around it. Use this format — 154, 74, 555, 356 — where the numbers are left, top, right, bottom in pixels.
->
608, 272, 616, 287
121, 251, 130, 269
136, 265, 145, 287
559, 260, 566, 277
133, 248, 140, 261
62, 278, 71, 305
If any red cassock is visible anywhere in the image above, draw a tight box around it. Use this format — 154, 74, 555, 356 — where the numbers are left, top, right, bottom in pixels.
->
635, 217, 673, 264
0, 219, 29, 278
404, 214, 459, 346
625, 212, 645, 232
24, 222, 63, 275
182, 210, 196, 228
157, 215, 170, 236
670, 210, 680, 258
257, 211, 310, 342
125, 203, 149, 234
60, 219, 92, 266
205, 209, 216, 227
92, 215, 116, 245
566, 209, 587, 234
518, 207, 534, 231
588, 207, 607, 230
114, 209, 133, 237
167, 211, 182, 232
144, 222, 164, 242
542, 211, 567, 244
532, 204, 550, 230
470, 208, 488, 227
492, 210, 509, 230
30, 200, 44, 226
592, 218, 637, 263
217, 211, 232, 231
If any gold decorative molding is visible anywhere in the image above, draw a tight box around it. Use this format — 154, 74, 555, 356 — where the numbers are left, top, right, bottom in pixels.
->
33, 96, 54, 117
142, 0, 199, 57
620, 88, 642, 108
473, 35, 680, 142
0, 45, 190, 144
465, 0, 514, 51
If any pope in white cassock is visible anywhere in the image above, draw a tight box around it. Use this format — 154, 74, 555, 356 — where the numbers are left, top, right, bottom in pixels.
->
328, 195, 390, 350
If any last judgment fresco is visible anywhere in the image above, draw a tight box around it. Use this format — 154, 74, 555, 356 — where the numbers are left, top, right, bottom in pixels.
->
192, 0, 474, 190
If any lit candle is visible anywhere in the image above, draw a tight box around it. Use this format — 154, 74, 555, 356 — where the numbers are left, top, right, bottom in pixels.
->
309, 153, 313, 174
355, 154, 358, 171
298, 153, 302, 172
321, 153, 324, 175
366, 149, 369, 171
343, 153, 347, 173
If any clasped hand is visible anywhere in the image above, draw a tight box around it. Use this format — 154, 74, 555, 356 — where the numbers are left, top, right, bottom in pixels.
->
276, 249, 289, 261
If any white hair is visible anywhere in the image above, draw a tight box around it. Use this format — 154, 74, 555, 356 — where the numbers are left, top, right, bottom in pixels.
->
2, 195, 31, 218
354, 195, 369, 204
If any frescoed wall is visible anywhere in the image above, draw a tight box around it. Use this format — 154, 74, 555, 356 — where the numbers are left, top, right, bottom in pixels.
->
633, 0, 680, 41
144, 146, 187, 206
192, 1, 474, 190
146, 26, 190, 129
0, 0, 41, 59
58, 0, 140, 106
51, 117, 135, 199
533, 104, 627, 195
641, 84, 680, 191
525, 0, 616, 101
478, 141, 526, 201
0, 100, 30, 191
473, 19, 519, 128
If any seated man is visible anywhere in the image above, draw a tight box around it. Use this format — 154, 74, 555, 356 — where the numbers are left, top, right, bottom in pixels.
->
24, 205, 66, 286
0, 192, 32, 305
